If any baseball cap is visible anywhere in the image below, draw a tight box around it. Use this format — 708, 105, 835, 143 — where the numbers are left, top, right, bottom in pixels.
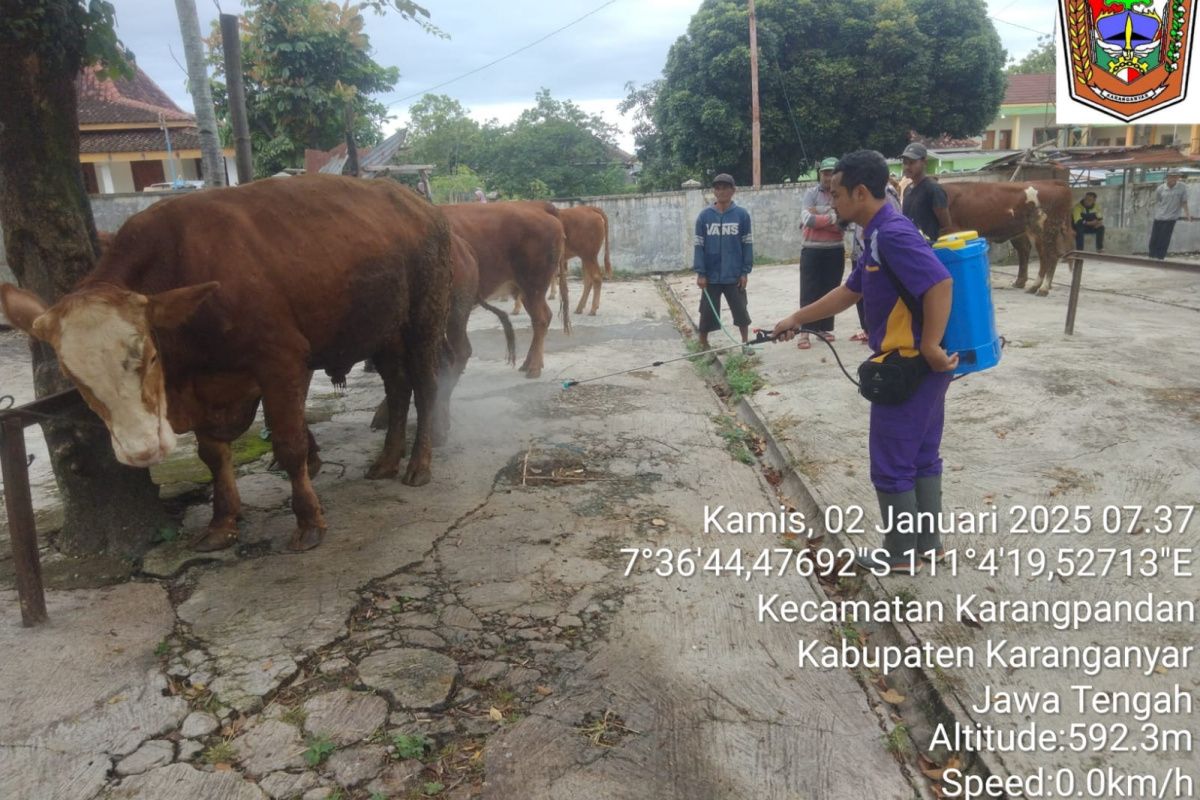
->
712, 173, 736, 187
901, 143, 928, 160
819, 157, 838, 171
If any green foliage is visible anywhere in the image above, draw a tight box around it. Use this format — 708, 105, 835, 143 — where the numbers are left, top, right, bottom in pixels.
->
202, 741, 237, 765
302, 734, 336, 766
208, 0, 432, 177
0, 1, 134, 82
634, 0, 1005, 189
408, 89, 632, 199
422, 782, 445, 796
1006, 33, 1055, 75
391, 732, 432, 760
406, 94, 483, 172
429, 164, 484, 204
724, 353, 764, 401
153, 639, 171, 657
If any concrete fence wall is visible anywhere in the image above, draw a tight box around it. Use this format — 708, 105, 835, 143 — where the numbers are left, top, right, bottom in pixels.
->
5, 180, 1200, 285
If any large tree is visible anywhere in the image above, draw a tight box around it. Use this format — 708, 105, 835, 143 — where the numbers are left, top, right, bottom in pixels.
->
210, 0, 434, 177
405, 94, 484, 173
1006, 34, 1055, 75
635, 0, 1005, 188
0, 0, 168, 555
476, 89, 630, 199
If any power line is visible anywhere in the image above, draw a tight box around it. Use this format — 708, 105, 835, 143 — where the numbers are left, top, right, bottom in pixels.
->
385, 0, 619, 108
990, 15, 1051, 36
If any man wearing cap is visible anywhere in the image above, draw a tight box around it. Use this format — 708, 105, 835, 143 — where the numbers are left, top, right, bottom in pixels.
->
1148, 171, 1191, 259
693, 174, 753, 350
900, 143, 951, 241
796, 157, 845, 349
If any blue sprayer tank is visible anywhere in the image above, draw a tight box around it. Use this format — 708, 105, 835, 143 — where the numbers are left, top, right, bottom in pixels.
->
932, 231, 1001, 376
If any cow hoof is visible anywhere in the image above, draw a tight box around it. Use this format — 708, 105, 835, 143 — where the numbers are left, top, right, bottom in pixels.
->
403, 465, 432, 486
1010, 279, 1027, 289
190, 524, 239, 552
588, 310, 597, 316
1036, 287, 1050, 297
366, 460, 400, 480
518, 362, 530, 372
287, 526, 325, 551
525, 367, 542, 379
370, 401, 389, 431
1025, 284, 1041, 294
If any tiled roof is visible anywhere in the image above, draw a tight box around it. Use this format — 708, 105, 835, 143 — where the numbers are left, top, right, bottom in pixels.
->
80, 128, 202, 154
1003, 73, 1055, 105
77, 64, 193, 125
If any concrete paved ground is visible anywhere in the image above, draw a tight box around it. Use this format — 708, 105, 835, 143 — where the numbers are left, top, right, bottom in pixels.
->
0, 277, 920, 799
670, 255, 1200, 796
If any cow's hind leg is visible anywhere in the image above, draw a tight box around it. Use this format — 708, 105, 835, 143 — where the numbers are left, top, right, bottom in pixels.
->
367, 352, 410, 480
434, 322, 470, 447
400, 333, 439, 485
1033, 234, 1058, 296
190, 435, 242, 551
1011, 236, 1032, 289
519, 286, 552, 379
260, 369, 326, 551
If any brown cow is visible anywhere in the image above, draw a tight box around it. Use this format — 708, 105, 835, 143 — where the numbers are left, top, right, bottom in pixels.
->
371, 232, 516, 439
942, 180, 1073, 296
442, 201, 567, 378
520, 206, 612, 316
0, 175, 452, 552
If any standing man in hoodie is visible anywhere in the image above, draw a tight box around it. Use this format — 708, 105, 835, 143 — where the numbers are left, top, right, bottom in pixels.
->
796, 157, 845, 349
694, 173, 753, 350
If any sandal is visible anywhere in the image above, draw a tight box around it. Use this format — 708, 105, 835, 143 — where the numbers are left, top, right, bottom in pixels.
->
796, 337, 812, 350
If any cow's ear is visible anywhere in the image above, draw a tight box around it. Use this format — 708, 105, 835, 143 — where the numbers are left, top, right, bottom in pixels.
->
0, 283, 51, 339
147, 282, 220, 330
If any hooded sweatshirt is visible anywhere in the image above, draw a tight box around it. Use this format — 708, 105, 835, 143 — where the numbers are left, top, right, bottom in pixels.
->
693, 202, 753, 284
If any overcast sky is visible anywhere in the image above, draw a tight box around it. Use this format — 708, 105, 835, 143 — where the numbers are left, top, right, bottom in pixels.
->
113, 0, 1056, 152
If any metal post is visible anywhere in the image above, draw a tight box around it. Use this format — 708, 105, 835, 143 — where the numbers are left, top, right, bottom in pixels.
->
220, 14, 254, 184
1065, 255, 1083, 335
0, 418, 47, 626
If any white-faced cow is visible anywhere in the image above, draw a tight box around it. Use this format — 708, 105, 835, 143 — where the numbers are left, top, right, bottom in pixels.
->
442, 201, 567, 378
942, 180, 1073, 296
0, 175, 452, 552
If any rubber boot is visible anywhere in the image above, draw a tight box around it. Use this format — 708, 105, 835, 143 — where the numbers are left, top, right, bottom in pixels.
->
915, 475, 945, 562
855, 490, 922, 575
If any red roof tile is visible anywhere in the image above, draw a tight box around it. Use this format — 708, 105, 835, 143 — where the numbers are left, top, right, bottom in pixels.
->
1003, 73, 1056, 105
77, 65, 193, 125
80, 128, 202, 154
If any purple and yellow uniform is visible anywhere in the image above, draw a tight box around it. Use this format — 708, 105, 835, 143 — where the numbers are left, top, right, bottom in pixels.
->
845, 203, 953, 494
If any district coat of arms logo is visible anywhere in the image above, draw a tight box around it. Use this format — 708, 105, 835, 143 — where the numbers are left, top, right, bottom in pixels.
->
1061, 0, 1196, 120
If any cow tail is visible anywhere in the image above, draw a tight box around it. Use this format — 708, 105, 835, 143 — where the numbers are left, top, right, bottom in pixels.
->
557, 233, 571, 335
478, 298, 517, 365
602, 209, 612, 279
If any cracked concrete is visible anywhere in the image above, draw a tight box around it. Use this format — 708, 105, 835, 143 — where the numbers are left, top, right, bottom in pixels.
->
2, 277, 920, 799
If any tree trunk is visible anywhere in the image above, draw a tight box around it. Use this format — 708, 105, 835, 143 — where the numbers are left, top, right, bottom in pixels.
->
175, 0, 226, 187
0, 1, 168, 556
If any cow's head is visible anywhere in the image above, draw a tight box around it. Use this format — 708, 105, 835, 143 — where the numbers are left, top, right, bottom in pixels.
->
0, 282, 218, 467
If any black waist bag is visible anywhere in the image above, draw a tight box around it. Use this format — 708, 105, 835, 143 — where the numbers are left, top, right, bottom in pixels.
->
858, 350, 929, 405
858, 250, 930, 405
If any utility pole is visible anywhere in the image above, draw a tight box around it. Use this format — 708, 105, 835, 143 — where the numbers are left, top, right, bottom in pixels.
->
749, 0, 761, 188
220, 14, 254, 183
